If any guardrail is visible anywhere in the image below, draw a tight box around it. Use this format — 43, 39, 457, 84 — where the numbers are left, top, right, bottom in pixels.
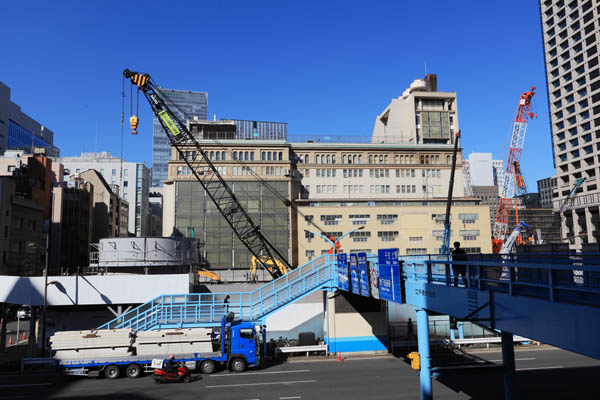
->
275, 344, 327, 357
400, 255, 600, 308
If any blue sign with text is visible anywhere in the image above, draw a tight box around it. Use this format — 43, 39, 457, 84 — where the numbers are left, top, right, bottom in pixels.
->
350, 253, 360, 295
358, 252, 369, 297
337, 253, 349, 291
378, 248, 401, 302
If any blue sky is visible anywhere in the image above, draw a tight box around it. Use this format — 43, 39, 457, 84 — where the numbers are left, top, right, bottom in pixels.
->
0, 1, 554, 185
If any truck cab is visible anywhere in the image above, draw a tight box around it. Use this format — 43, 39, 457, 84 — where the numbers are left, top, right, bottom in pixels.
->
222, 317, 261, 372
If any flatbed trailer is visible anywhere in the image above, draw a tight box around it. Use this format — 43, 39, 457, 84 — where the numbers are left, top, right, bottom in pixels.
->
51, 316, 262, 379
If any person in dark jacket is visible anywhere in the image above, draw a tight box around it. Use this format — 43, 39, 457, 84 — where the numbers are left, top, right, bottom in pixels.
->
165, 354, 178, 373
451, 242, 468, 287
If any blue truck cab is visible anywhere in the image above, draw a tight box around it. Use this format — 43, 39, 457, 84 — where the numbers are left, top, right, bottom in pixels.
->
221, 316, 261, 372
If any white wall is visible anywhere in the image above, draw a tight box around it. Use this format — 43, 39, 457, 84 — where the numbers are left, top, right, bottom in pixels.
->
0, 274, 192, 306
468, 153, 494, 186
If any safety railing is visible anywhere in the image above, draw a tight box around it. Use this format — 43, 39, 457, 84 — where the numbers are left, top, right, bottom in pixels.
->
401, 256, 600, 308
98, 254, 337, 330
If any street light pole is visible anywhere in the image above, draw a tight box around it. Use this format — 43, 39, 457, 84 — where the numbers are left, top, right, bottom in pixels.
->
308, 226, 365, 255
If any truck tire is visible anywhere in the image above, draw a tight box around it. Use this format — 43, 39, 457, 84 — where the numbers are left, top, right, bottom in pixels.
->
126, 363, 142, 379
231, 358, 246, 373
200, 360, 216, 374
105, 364, 120, 380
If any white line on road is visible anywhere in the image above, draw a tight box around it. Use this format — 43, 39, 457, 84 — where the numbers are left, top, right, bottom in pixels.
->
0, 383, 52, 388
280, 397, 301, 399
206, 380, 316, 388
489, 358, 536, 362
210, 369, 310, 377
516, 366, 564, 371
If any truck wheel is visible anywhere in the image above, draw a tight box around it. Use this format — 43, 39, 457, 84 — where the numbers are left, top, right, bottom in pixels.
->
105, 364, 120, 379
231, 358, 246, 373
200, 360, 216, 374
126, 363, 142, 379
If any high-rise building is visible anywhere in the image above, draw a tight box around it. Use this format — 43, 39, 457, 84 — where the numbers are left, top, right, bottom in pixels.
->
538, 176, 558, 208
152, 88, 208, 187
540, 0, 600, 247
60, 152, 149, 237
0, 81, 59, 157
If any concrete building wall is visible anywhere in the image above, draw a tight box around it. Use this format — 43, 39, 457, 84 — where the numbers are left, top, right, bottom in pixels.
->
540, 0, 600, 248
297, 201, 492, 265
79, 170, 119, 243
61, 152, 150, 236
468, 153, 495, 186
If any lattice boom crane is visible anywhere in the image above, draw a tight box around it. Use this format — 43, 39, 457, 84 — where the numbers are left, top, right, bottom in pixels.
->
493, 87, 536, 242
123, 69, 293, 279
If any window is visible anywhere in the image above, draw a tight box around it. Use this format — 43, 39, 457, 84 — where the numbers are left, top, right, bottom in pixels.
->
408, 237, 423, 242
377, 214, 398, 225
320, 215, 342, 225
239, 328, 254, 339
378, 231, 398, 242
406, 248, 427, 255
349, 214, 370, 225
305, 250, 315, 260
350, 231, 371, 242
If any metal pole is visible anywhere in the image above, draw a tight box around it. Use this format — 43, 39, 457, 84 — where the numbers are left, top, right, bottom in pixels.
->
41, 233, 49, 357
458, 321, 465, 340
16, 313, 20, 345
416, 307, 432, 400
501, 331, 516, 400
0, 304, 6, 352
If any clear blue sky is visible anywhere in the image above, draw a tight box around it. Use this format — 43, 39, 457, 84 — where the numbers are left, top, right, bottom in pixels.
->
0, 0, 554, 185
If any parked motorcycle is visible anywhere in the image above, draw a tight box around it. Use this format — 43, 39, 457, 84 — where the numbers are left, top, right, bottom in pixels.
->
153, 363, 192, 384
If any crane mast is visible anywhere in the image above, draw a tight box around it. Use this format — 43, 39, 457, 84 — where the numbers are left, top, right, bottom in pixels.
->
123, 69, 293, 279
493, 87, 536, 242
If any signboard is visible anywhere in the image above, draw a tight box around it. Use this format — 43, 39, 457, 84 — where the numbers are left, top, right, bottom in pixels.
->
350, 253, 360, 295
370, 262, 379, 300
378, 248, 401, 302
337, 253, 349, 291
358, 252, 369, 297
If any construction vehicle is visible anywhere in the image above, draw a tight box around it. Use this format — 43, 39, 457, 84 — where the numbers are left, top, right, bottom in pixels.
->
249, 256, 291, 281
499, 221, 530, 254
198, 268, 221, 282
493, 87, 536, 252
122, 69, 293, 280
557, 177, 585, 243
50, 315, 262, 378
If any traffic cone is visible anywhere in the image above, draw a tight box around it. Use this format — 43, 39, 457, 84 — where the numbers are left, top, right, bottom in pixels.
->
337, 351, 341, 362
8, 336, 12, 346
22, 332, 26, 341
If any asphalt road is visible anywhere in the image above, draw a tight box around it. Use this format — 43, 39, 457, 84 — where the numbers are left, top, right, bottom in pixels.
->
1, 347, 598, 400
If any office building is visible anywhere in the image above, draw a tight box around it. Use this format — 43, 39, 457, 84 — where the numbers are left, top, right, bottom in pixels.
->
60, 152, 149, 236
540, 0, 600, 247
372, 74, 458, 145
538, 176, 558, 208
152, 88, 208, 187
229, 119, 287, 141
50, 179, 94, 274
78, 169, 128, 243
162, 140, 296, 271
0, 177, 45, 276
0, 81, 59, 157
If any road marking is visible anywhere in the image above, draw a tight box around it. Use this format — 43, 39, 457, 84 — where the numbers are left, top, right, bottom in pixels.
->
489, 357, 536, 362
0, 383, 52, 388
280, 397, 301, 399
210, 369, 310, 377
516, 366, 563, 371
206, 380, 316, 388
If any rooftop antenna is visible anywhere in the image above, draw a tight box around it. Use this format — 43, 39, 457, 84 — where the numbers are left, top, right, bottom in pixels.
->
424, 61, 427, 76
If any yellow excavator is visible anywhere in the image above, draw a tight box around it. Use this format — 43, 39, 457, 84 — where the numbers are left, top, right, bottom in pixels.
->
250, 256, 290, 281
197, 268, 221, 282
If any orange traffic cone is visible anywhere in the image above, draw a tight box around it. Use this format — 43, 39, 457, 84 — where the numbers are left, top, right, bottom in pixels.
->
337, 351, 341, 362
22, 332, 26, 341
8, 336, 12, 346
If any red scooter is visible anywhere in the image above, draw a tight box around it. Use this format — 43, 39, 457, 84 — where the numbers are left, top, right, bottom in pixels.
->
153, 362, 192, 384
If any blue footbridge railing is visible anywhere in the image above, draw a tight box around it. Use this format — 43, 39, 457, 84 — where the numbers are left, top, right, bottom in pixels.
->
98, 254, 341, 331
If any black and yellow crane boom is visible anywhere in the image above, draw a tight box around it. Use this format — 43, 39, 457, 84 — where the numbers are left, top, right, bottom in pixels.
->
123, 69, 292, 279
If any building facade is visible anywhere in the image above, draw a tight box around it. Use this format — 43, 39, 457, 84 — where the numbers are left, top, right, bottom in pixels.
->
50, 179, 94, 274
229, 119, 287, 141
537, 176, 558, 208
0, 177, 45, 276
540, 0, 600, 247
0, 81, 59, 157
372, 74, 458, 145
60, 152, 149, 236
152, 88, 208, 187
162, 140, 296, 270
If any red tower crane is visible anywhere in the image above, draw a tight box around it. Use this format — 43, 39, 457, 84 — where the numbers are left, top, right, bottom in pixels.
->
492, 87, 536, 252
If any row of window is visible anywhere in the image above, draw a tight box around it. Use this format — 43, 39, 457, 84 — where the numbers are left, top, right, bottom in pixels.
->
176, 165, 287, 176
295, 152, 452, 165
305, 168, 443, 179
178, 150, 286, 162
